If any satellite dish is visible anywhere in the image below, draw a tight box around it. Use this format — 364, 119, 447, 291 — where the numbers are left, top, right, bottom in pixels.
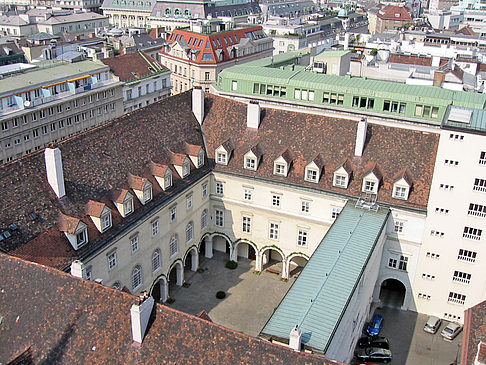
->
24, 100, 31, 107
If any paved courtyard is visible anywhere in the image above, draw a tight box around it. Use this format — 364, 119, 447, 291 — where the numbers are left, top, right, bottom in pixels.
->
372, 307, 463, 365
166, 251, 297, 337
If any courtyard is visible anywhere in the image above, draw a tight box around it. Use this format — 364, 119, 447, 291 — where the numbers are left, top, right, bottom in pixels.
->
165, 251, 297, 337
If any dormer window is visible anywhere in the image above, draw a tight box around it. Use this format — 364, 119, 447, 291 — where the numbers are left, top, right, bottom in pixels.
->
76, 227, 87, 246
143, 185, 152, 203
217, 151, 227, 164
274, 163, 286, 176
334, 174, 347, 188
362, 164, 382, 194
101, 211, 112, 231
164, 169, 172, 188
182, 160, 190, 177
197, 150, 204, 167
363, 180, 376, 193
124, 197, 133, 215
244, 145, 262, 171
215, 139, 233, 166
306, 168, 318, 182
394, 186, 408, 199
393, 170, 412, 201
245, 157, 256, 170
333, 160, 352, 189
274, 150, 292, 177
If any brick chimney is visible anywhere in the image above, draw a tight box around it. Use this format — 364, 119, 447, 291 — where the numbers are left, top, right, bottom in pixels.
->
192, 86, 205, 124
131, 291, 154, 345
289, 325, 302, 352
247, 101, 261, 129
354, 118, 368, 157
45, 146, 66, 198
433, 71, 446, 88
70, 260, 87, 279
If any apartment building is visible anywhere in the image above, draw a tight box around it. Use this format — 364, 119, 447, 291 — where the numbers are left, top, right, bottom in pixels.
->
101, 0, 157, 29
0, 60, 123, 164
101, 51, 171, 113
0, 0, 102, 11
367, 5, 412, 35
159, 21, 273, 94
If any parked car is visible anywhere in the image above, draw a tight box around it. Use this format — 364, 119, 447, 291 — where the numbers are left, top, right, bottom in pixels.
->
366, 314, 384, 336
423, 316, 442, 334
355, 347, 392, 363
357, 336, 389, 349
441, 322, 463, 340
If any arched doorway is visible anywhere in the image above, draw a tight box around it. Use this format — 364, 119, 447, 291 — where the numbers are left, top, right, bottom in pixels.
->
286, 255, 308, 278
211, 234, 232, 260
379, 278, 406, 308
233, 241, 257, 261
168, 261, 184, 297
184, 247, 198, 272
151, 277, 168, 303
261, 248, 284, 275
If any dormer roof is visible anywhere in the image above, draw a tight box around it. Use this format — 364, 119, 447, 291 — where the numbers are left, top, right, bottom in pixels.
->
335, 158, 352, 175
220, 138, 234, 154
364, 163, 383, 181
111, 188, 131, 204
248, 143, 263, 159
128, 173, 150, 191
85, 200, 107, 218
58, 213, 82, 234
278, 149, 292, 165
169, 151, 188, 166
309, 154, 325, 170
394, 169, 413, 186
150, 160, 170, 177
184, 141, 203, 156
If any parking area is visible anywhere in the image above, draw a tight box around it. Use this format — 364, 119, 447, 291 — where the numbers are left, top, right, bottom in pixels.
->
166, 251, 297, 337
361, 307, 463, 365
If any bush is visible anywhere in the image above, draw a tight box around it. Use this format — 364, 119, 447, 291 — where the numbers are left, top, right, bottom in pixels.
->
216, 291, 226, 299
225, 260, 238, 269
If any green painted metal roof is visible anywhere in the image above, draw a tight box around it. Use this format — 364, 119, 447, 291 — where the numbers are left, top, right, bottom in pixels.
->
314, 50, 351, 59
0, 60, 108, 95
443, 105, 486, 133
245, 51, 310, 68
261, 202, 389, 352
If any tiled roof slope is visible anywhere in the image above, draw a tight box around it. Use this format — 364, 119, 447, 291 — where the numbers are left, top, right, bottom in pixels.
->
377, 5, 412, 20
0, 92, 209, 269
462, 299, 486, 365
203, 95, 439, 210
0, 253, 339, 365
101, 51, 169, 82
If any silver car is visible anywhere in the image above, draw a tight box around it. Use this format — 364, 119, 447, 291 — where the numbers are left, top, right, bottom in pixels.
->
424, 316, 442, 334
441, 322, 463, 340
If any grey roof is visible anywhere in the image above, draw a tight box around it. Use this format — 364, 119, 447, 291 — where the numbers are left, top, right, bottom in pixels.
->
101, 0, 156, 11
261, 202, 389, 352
27, 32, 59, 41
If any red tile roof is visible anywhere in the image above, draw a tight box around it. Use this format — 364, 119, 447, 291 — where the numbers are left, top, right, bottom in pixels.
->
85, 200, 106, 217
462, 299, 486, 365
0, 253, 339, 365
377, 5, 412, 21
101, 51, 168, 82
58, 213, 81, 234
389, 53, 432, 67
128, 172, 148, 191
203, 95, 438, 210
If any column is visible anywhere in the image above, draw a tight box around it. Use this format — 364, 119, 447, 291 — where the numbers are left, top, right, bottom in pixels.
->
205, 236, 213, 258
255, 251, 263, 272
191, 251, 199, 272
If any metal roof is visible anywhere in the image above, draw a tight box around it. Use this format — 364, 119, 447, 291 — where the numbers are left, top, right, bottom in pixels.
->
314, 50, 351, 59
443, 105, 486, 133
261, 202, 389, 352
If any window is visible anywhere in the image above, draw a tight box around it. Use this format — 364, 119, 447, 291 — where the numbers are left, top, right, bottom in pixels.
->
305, 168, 318, 183
331, 207, 340, 219
198, 151, 204, 167
244, 188, 253, 201
182, 160, 190, 177
76, 228, 87, 246
468, 203, 486, 217
215, 209, 224, 227
130, 235, 139, 253
216, 181, 224, 195
449, 133, 464, 141
269, 223, 279, 240
164, 171, 172, 189
170, 235, 178, 257
101, 212, 112, 231
448, 292, 466, 305
393, 186, 408, 200
232, 80, 237, 91
297, 230, 308, 247
274, 163, 286, 176
435, 207, 449, 214
394, 221, 404, 233
202, 183, 208, 198
479, 151, 486, 165
301, 200, 310, 213
245, 157, 256, 170
388, 255, 408, 271
201, 209, 208, 230
334, 174, 347, 188
33, 129, 39, 138
458, 249, 476, 262
463, 226, 482, 240
426, 252, 440, 259
112, 282, 121, 290
430, 230, 445, 237
148, 220, 158, 238
242, 216, 252, 233
23, 134, 30, 142
132, 265, 142, 290
143, 186, 152, 203
216, 152, 227, 164
152, 249, 161, 273
418, 293, 431, 300
444, 159, 459, 166
108, 251, 117, 270
473, 178, 486, 192
439, 183, 454, 191
186, 221, 194, 243
364, 180, 376, 193
124, 198, 133, 215
452, 271, 471, 284
170, 206, 177, 222
272, 194, 281, 207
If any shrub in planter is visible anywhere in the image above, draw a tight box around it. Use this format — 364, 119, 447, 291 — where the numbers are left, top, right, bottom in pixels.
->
216, 291, 226, 299
225, 260, 238, 269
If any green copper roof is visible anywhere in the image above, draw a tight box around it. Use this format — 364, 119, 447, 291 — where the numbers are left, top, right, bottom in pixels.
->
443, 105, 486, 133
261, 202, 389, 352
314, 50, 351, 59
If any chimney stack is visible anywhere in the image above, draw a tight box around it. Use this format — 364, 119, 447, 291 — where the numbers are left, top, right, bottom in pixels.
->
192, 86, 205, 124
131, 291, 154, 345
354, 118, 368, 157
70, 260, 87, 279
289, 325, 302, 352
45, 146, 66, 198
247, 101, 261, 129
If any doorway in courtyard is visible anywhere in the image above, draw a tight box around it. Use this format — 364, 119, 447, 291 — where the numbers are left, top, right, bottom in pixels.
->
262, 248, 283, 275
379, 278, 406, 308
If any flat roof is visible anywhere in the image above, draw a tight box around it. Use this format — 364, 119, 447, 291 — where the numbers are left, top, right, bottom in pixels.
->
443, 105, 486, 133
314, 50, 351, 58
261, 202, 389, 352
0, 60, 108, 95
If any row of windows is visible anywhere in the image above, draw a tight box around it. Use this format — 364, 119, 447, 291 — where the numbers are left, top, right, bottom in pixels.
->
252, 83, 287, 98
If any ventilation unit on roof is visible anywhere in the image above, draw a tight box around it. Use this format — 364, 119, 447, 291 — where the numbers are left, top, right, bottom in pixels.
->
448, 107, 472, 124
29, 212, 38, 220
9, 224, 18, 231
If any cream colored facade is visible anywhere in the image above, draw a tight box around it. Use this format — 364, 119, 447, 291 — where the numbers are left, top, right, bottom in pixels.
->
103, 9, 153, 29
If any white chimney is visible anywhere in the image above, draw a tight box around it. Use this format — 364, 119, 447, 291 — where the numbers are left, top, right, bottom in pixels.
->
247, 101, 261, 129
354, 118, 368, 157
45, 147, 66, 198
289, 325, 302, 352
131, 292, 154, 345
192, 87, 205, 124
70, 260, 87, 279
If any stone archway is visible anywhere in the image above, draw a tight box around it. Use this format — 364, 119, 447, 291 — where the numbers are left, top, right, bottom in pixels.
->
286, 254, 308, 278
184, 247, 199, 272
232, 240, 257, 262
379, 278, 406, 308
168, 260, 184, 291
151, 276, 168, 303
210, 233, 233, 260
260, 247, 285, 278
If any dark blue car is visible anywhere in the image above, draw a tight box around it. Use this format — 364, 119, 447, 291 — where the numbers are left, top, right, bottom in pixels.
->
367, 314, 384, 336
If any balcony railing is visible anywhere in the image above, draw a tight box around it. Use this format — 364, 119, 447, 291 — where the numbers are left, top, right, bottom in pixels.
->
458, 255, 476, 263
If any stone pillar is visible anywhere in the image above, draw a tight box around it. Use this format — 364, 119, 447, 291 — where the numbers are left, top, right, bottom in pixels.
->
281, 258, 289, 280
176, 263, 184, 286
204, 236, 213, 258
191, 251, 199, 271
255, 251, 263, 272
161, 279, 168, 303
